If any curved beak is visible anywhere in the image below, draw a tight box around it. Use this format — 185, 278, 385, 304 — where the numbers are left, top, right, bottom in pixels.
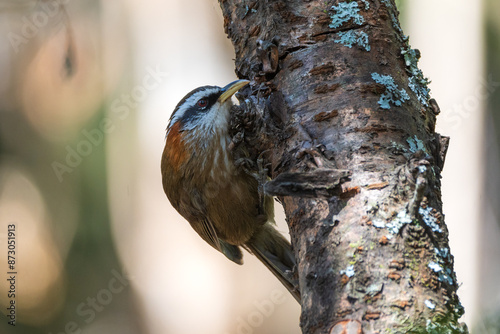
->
218, 79, 250, 103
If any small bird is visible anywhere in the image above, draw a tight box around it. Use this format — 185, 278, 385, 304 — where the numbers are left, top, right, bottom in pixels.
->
161, 79, 300, 302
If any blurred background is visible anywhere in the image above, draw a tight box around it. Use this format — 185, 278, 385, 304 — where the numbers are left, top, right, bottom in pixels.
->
0, 0, 498, 333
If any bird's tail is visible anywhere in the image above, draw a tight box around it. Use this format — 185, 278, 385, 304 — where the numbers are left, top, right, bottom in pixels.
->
245, 224, 301, 303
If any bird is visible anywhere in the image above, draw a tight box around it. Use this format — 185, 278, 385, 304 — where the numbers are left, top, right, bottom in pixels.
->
161, 79, 300, 302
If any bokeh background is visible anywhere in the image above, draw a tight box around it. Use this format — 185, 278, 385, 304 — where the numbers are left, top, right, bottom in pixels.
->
0, 0, 498, 333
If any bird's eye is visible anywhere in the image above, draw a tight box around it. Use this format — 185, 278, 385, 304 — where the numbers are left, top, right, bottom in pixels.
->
197, 99, 208, 108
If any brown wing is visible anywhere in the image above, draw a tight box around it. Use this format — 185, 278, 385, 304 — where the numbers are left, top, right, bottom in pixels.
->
178, 187, 243, 264
187, 217, 243, 264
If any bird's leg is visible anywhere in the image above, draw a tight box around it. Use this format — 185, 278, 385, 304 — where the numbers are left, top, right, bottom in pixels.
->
234, 157, 256, 174
228, 131, 244, 152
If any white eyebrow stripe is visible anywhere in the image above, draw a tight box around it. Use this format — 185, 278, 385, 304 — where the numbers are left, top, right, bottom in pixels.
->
168, 87, 221, 132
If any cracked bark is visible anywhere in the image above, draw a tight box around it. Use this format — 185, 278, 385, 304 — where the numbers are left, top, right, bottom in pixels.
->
219, 0, 467, 333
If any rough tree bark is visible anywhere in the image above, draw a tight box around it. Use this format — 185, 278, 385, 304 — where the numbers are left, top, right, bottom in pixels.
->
219, 0, 467, 333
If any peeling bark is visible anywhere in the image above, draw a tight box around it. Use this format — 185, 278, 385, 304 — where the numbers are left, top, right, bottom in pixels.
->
220, 0, 467, 333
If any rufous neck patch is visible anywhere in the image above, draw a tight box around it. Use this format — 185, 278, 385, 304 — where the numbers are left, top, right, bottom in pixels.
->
164, 122, 187, 171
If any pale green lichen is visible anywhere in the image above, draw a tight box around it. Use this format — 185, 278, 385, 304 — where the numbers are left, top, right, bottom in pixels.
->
426, 319, 468, 334
374, 210, 413, 240
380, 0, 432, 107
349, 239, 363, 249
406, 135, 427, 154
371, 73, 410, 109
430, 248, 455, 285
403, 48, 431, 107
428, 261, 443, 273
434, 247, 449, 259
340, 264, 355, 277
366, 283, 383, 297
372, 219, 386, 229
390, 141, 407, 153
329, 1, 365, 29
335, 30, 371, 51
425, 299, 436, 310
418, 206, 442, 233
386, 210, 412, 235
439, 269, 454, 285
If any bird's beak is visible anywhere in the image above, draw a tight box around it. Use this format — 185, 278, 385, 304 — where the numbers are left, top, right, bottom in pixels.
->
218, 79, 250, 103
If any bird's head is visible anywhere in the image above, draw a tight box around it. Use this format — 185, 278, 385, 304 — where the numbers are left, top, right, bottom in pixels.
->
163, 79, 249, 172
166, 79, 250, 139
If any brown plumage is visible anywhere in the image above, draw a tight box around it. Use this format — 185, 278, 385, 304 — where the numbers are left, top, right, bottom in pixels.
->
161, 80, 300, 302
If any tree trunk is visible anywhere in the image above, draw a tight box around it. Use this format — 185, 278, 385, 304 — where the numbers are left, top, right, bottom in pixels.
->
219, 0, 468, 333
